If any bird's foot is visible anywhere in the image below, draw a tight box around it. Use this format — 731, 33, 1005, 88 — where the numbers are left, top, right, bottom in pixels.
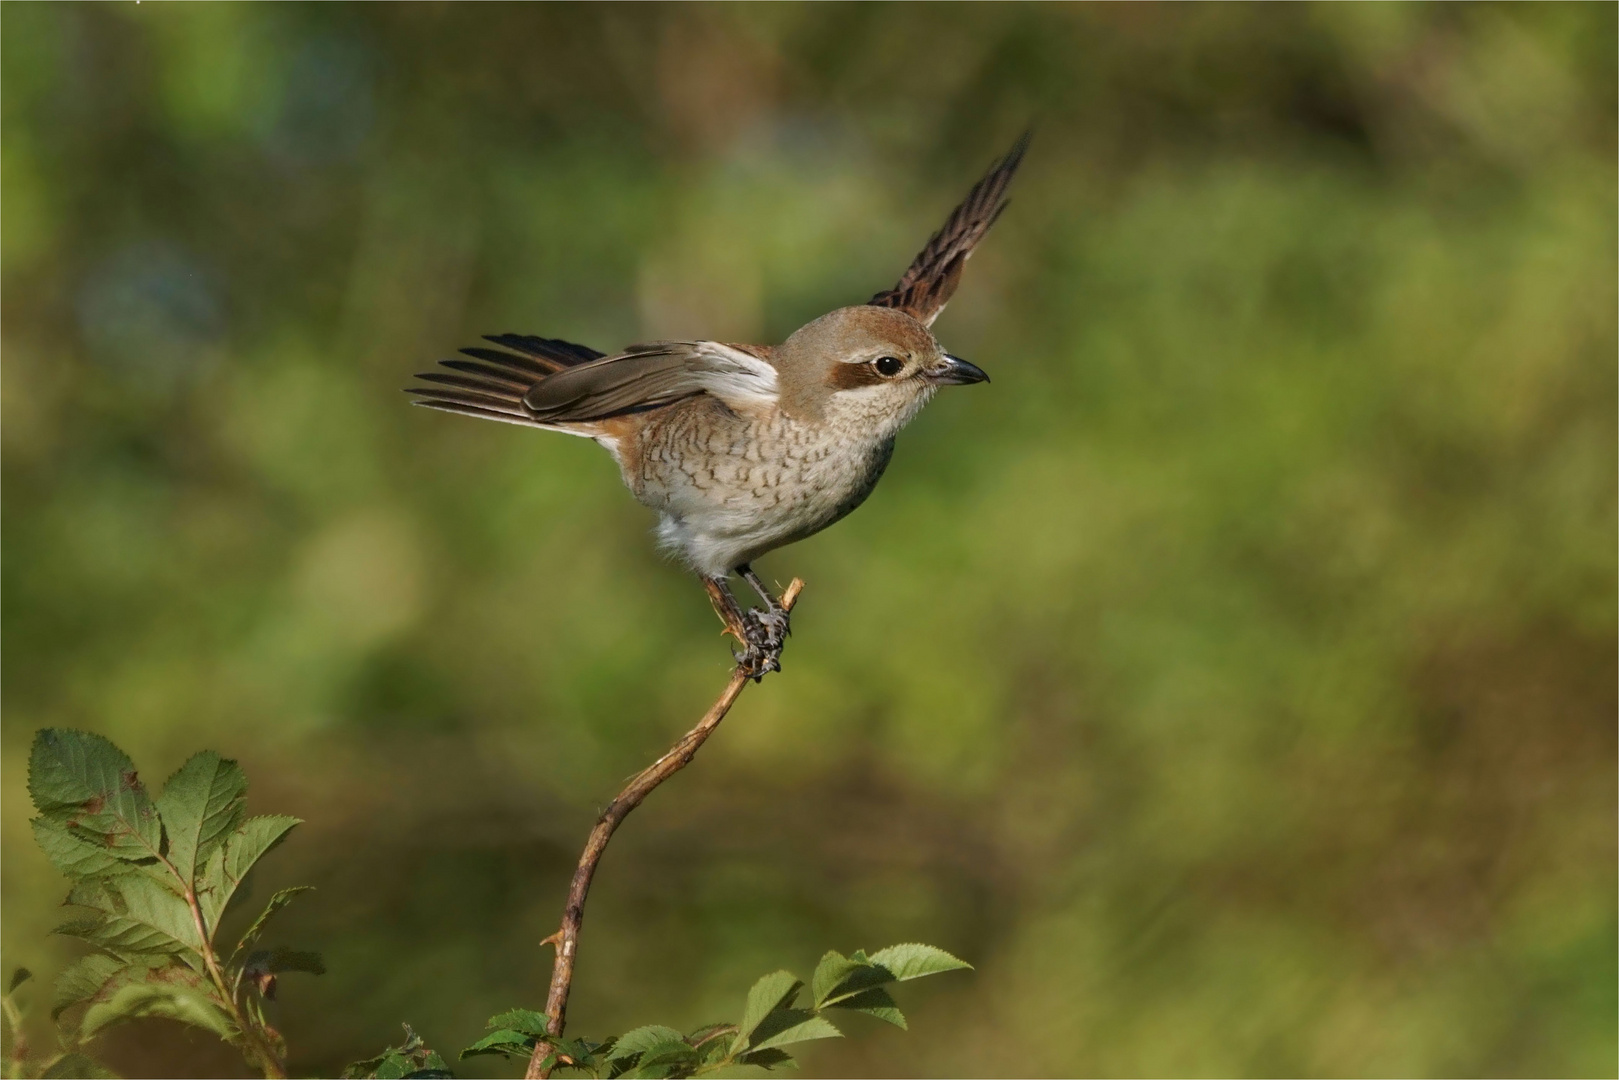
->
733, 606, 790, 681
752, 604, 791, 645
705, 571, 791, 681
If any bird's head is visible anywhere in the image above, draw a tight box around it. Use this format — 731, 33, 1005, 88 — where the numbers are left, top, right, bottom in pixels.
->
774, 305, 987, 432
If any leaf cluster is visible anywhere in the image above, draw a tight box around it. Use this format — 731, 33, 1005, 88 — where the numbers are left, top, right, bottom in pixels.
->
26, 729, 320, 1079
341, 1024, 453, 1079
459, 943, 970, 1078
25, 729, 974, 1080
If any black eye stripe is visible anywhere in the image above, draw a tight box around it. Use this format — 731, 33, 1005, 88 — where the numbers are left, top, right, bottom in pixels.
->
825, 355, 909, 391
827, 361, 890, 390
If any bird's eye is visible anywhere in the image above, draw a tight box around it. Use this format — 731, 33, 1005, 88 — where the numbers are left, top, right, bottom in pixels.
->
874, 356, 904, 377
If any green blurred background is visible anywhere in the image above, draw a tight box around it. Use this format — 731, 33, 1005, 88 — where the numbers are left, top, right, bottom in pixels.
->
3, 3, 1615, 1077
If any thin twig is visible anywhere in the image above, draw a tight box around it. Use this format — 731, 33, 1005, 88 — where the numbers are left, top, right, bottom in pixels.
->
2, 989, 29, 1080
525, 578, 805, 1080
178, 869, 285, 1078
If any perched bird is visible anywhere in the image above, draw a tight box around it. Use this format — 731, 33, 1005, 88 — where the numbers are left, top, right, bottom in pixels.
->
410, 134, 1028, 675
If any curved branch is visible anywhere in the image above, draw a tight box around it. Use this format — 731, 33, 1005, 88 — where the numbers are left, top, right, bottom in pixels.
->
526, 579, 806, 1080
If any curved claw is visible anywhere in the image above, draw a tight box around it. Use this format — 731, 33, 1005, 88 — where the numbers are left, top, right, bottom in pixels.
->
732, 643, 780, 681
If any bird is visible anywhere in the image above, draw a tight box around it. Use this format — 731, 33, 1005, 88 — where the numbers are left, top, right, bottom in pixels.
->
409, 133, 1029, 677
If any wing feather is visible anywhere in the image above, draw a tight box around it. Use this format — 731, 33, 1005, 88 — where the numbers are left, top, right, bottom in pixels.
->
482, 334, 607, 371
522, 342, 778, 423
408, 334, 604, 429
455, 347, 556, 379
408, 339, 777, 428
413, 371, 523, 394
413, 399, 557, 429
436, 359, 532, 388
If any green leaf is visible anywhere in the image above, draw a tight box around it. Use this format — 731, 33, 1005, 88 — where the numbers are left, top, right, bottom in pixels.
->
459, 1028, 534, 1060
28, 730, 131, 810
51, 955, 125, 1020
88, 873, 204, 956
223, 814, 299, 883
33, 817, 140, 880
230, 886, 314, 962
809, 952, 894, 1009
28, 730, 163, 861
549, 1036, 602, 1075
122, 874, 203, 946
732, 970, 801, 1052
144, 962, 209, 990
8, 968, 32, 994
686, 1022, 733, 1046
696, 1036, 732, 1067
686, 1023, 735, 1064
735, 1047, 795, 1069
79, 982, 235, 1041
810, 951, 863, 1006
343, 1024, 451, 1080
56, 914, 187, 959
341, 1054, 390, 1078
67, 878, 124, 913
747, 1012, 841, 1054
197, 844, 229, 922
617, 1034, 696, 1077
41, 1053, 117, 1079
197, 815, 300, 927
606, 1025, 686, 1064
560, 1036, 605, 1059
154, 752, 247, 886
485, 1008, 549, 1037
51, 915, 107, 940
866, 943, 972, 982
54, 886, 206, 968
825, 986, 905, 1029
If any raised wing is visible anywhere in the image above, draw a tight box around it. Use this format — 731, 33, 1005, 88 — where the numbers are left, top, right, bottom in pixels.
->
868, 132, 1030, 327
409, 338, 777, 428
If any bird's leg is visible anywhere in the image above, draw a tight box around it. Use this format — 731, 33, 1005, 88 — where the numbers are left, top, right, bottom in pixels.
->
702, 575, 750, 642
702, 575, 775, 679
733, 563, 789, 681
738, 564, 791, 648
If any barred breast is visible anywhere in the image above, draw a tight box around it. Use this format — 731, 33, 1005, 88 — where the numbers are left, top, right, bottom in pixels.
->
618, 396, 894, 576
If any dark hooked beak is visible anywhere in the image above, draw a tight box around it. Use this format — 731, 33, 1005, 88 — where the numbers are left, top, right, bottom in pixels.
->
927, 353, 990, 386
